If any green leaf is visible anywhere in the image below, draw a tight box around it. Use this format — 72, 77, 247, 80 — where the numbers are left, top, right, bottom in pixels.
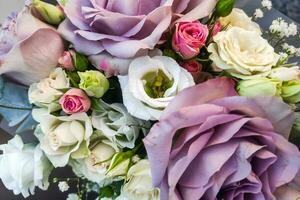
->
73, 52, 89, 72
163, 49, 178, 60
99, 186, 114, 199
66, 71, 80, 87
215, 0, 235, 17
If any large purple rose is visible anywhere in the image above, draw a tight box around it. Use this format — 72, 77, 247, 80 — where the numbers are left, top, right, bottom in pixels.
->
144, 78, 300, 200
58, 0, 217, 58
0, 9, 64, 85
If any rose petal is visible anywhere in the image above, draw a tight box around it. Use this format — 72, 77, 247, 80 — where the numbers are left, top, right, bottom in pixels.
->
0, 29, 64, 85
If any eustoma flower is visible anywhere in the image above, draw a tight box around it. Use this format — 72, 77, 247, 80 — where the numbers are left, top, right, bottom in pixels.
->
58, 0, 217, 58
144, 77, 300, 200
92, 99, 146, 149
172, 21, 208, 59
118, 56, 194, 120
0, 9, 64, 85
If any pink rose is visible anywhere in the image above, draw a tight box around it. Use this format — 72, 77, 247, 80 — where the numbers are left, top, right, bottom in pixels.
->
181, 60, 202, 81
172, 21, 208, 59
212, 21, 222, 36
58, 51, 75, 71
59, 88, 91, 114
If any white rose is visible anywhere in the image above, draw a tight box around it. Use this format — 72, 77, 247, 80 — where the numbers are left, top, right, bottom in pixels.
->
92, 99, 148, 149
33, 108, 93, 167
116, 160, 160, 200
118, 56, 194, 120
219, 8, 262, 34
29, 68, 69, 112
0, 135, 52, 198
69, 131, 120, 185
268, 66, 300, 81
208, 27, 280, 79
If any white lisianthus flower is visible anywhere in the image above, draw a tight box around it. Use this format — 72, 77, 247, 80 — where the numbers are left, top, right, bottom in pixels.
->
116, 160, 160, 200
69, 131, 120, 185
118, 56, 194, 120
269, 66, 300, 81
0, 135, 53, 198
92, 99, 148, 149
29, 68, 70, 112
219, 8, 261, 34
208, 27, 280, 79
33, 108, 93, 167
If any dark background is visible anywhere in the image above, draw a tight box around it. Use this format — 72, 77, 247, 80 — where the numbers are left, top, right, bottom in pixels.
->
0, 0, 299, 200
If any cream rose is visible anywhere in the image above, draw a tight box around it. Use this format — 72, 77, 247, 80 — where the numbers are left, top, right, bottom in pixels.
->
208, 27, 280, 79
116, 160, 160, 200
33, 109, 93, 167
29, 68, 70, 112
219, 8, 261, 34
0, 135, 52, 198
69, 131, 120, 185
118, 56, 194, 120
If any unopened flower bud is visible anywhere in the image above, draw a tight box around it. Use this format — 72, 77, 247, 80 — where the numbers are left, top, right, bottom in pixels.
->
32, 0, 65, 25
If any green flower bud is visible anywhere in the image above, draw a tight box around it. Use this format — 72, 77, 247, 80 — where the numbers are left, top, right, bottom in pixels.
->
106, 151, 132, 177
237, 78, 282, 97
32, 0, 65, 25
215, 0, 235, 17
282, 80, 300, 104
78, 70, 109, 98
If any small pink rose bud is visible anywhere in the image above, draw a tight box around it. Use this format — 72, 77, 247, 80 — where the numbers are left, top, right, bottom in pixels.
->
212, 22, 222, 36
172, 21, 208, 59
59, 88, 91, 114
58, 51, 75, 71
181, 60, 202, 81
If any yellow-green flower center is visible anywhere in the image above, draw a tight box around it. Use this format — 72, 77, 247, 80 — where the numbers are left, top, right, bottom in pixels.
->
142, 69, 174, 98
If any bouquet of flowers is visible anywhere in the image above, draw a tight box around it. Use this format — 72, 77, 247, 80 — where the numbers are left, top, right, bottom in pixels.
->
0, 0, 300, 199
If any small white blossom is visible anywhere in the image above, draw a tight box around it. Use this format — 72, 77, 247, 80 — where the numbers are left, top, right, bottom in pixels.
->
279, 52, 289, 61
287, 23, 298, 37
269, 18, 297, 38
66, 193, 79, 200
254, 9, 264, 19
261, 0, 272, 10
282, 43, 297, 55
269, 18, 288, 38
58, 181, 70, 192
296, 48, 300, 57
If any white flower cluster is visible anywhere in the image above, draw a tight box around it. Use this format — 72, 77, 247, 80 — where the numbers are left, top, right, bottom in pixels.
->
58, 181, 70, 192
269, 18, 298, 38
261, 0, 272, 10
254, 9, 264, 19
282, 43, 297, 55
